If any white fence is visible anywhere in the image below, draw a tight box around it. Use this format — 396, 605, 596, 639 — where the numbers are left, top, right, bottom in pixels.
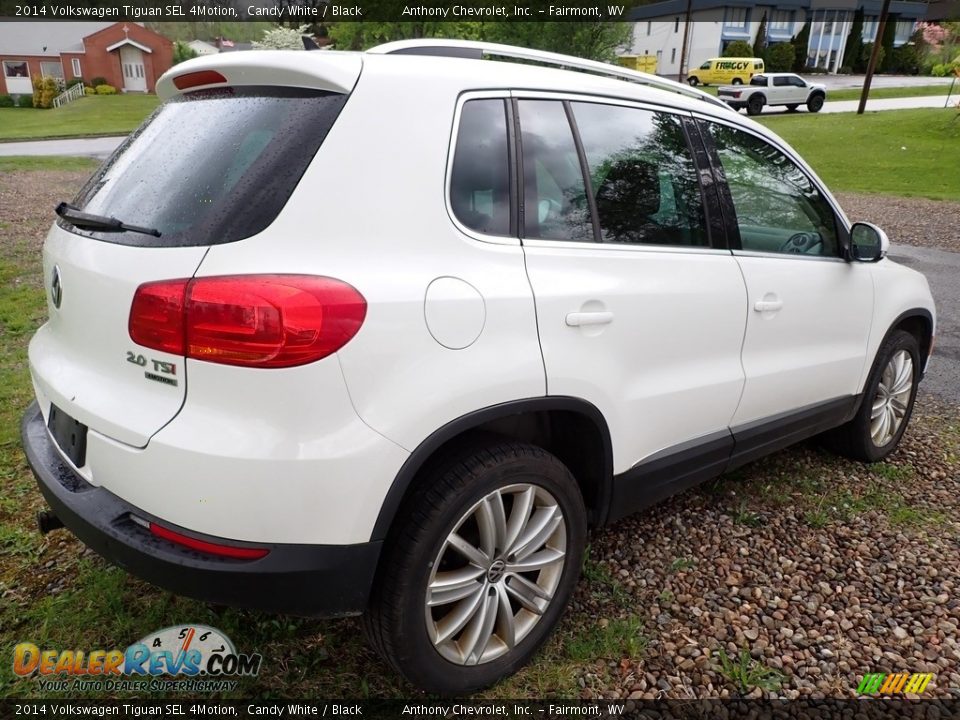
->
53, 82, 85, 109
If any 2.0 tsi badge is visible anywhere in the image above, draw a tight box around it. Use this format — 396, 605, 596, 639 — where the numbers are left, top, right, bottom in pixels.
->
50, 265, 62, 309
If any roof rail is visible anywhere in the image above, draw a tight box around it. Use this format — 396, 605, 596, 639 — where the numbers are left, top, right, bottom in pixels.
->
367, 39, 733, 112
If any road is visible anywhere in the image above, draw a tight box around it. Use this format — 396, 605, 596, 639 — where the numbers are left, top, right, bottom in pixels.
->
887, 244, 959, 406
0, 136, 126, 159
765, 94, 955, 115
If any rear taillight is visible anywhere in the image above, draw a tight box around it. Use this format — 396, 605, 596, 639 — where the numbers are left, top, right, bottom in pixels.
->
129, 275, 366, 368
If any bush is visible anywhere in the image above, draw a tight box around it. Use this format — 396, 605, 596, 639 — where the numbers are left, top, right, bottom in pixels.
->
84, 86, 96, 95
765, 42, 795, 72
0, 94, 13, 108
932, 60, 960, 76
857, 43, 885, 73
838, 66, 853, 75
31, 75, 58, 108
16, 94, 33, 108
90, 76, 108, 87
889, 44, 922, 75
723, 40, 755, 58
95, 84, 117, 95
66, 77, 84, 89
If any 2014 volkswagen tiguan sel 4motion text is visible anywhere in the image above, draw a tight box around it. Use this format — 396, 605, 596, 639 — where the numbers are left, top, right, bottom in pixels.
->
22, 40, 935, 694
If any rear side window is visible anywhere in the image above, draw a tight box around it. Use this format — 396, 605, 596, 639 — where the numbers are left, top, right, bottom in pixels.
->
571, 102, 708, 247
518, 100, 593, 243
450, 99, 511, 236
62, 87, 347, 247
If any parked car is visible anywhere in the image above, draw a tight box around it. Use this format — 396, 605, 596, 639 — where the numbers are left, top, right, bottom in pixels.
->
720, 72, 827, 115
23, 39, 935, 695
687, 56, 765, 86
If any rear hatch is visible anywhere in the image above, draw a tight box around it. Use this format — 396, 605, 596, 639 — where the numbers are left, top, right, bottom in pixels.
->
29, 52, 360, 449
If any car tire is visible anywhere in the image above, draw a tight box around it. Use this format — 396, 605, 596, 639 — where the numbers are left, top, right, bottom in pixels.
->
822, 330, 921, 463
732, 78, 743, 85
807, 94, 825, 112
687, 76, 699, 86
746, 95, 764, 116
786, 104, 799, 112
362, 439, 587, 695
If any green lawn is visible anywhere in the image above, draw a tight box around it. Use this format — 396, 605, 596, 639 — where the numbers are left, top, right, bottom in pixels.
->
0, 95, 160, 141
697, 83, 954, 101
759, 108, 960, 201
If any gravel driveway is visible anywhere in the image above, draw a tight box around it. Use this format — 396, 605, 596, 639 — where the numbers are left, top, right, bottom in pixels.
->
4, 172, 958, 701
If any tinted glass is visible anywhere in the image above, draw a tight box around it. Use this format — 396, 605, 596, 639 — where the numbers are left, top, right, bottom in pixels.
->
750, 75, 767, 86
64, 88, 347, 247
450, 99, 511, 236
705, 123, 839, 256
572, 103, 708, 247
773, 76, 790, 86
518, 100, 592, 242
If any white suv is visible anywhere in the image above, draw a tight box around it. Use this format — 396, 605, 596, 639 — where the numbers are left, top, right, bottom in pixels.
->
22, 40, 935, 694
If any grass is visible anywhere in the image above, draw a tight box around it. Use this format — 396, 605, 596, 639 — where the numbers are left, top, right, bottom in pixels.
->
565, 616, 648, 662
759, 108, 960, 201
0, 95, 159, 141
699, 83, 956, 101
0, 156, 99, 173
715, 647, 785, 695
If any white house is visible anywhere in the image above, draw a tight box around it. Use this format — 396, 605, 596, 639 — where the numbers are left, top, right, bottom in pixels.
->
186, 39, 219, 56
625, 0, 929, 77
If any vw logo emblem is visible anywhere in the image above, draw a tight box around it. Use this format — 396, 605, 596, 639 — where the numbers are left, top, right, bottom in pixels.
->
51, 265, 62, 309
486, 559, 507, 584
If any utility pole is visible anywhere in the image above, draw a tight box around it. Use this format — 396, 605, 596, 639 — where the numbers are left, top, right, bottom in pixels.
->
857, 0, 891, 114
678, 0, 693, 83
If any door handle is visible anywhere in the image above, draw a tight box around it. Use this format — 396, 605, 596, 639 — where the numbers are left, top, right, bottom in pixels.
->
565, 311, 614, 327
754, 299, 783, 313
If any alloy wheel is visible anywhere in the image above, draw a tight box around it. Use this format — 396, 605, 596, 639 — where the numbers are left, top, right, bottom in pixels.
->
870, 349, 914, 447
424, 483, 567, 666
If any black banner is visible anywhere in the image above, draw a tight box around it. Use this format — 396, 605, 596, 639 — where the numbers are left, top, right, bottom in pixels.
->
2, 0, 645, 23
3, 700, 960, 719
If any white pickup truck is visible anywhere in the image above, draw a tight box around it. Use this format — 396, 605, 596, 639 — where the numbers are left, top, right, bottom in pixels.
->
718, 73, 827, 116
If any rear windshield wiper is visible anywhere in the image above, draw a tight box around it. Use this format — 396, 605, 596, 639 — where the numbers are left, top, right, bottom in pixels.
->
55, 202, 161, 238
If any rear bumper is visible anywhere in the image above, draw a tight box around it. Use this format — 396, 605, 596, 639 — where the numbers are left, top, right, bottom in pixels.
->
21, 401, 380, 617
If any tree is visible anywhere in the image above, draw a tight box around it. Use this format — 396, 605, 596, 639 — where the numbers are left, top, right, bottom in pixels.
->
753, 13, 767, 58
878, 14, 898, 72
253, 25, 309, 50
326, 21, 630, 62
724, 40, 754, 58
843, 8, 864, 73
790, 21, 811, 71
765, 42, 796, 72
173, 41, 198, 65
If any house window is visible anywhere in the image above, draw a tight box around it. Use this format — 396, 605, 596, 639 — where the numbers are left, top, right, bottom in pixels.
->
40, 61, 64, 79
675, 17, 680, 33
71, 58, 81, 77
770, 10, 792, 31
656, 50, 663, 62
671, 48, 677, 63
724, 8, 748, 29
647, 21, 651, 36
2, 60, 28, 78
863, 19, 877, 41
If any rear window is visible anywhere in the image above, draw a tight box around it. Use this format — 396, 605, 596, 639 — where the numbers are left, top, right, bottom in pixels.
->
61, 87, 347, 247
750, 75, 767, 86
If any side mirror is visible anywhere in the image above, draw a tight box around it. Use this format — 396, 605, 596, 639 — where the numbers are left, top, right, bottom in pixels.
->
849, 222, 889, 262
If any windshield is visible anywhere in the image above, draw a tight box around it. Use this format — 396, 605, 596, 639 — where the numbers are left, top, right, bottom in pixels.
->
62, 87, 347, 247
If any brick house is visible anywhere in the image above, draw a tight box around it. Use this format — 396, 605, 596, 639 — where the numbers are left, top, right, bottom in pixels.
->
0, 21, 172, 97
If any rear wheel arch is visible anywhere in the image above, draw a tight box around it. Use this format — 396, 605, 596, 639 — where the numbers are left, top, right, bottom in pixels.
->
369, 397, 614, 543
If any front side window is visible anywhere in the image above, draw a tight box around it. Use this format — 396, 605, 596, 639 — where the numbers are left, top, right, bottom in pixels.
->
450, 99, 511, 236
704, 123, 839, 256
572, 102, 708, 247
518, 100, 592, 242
